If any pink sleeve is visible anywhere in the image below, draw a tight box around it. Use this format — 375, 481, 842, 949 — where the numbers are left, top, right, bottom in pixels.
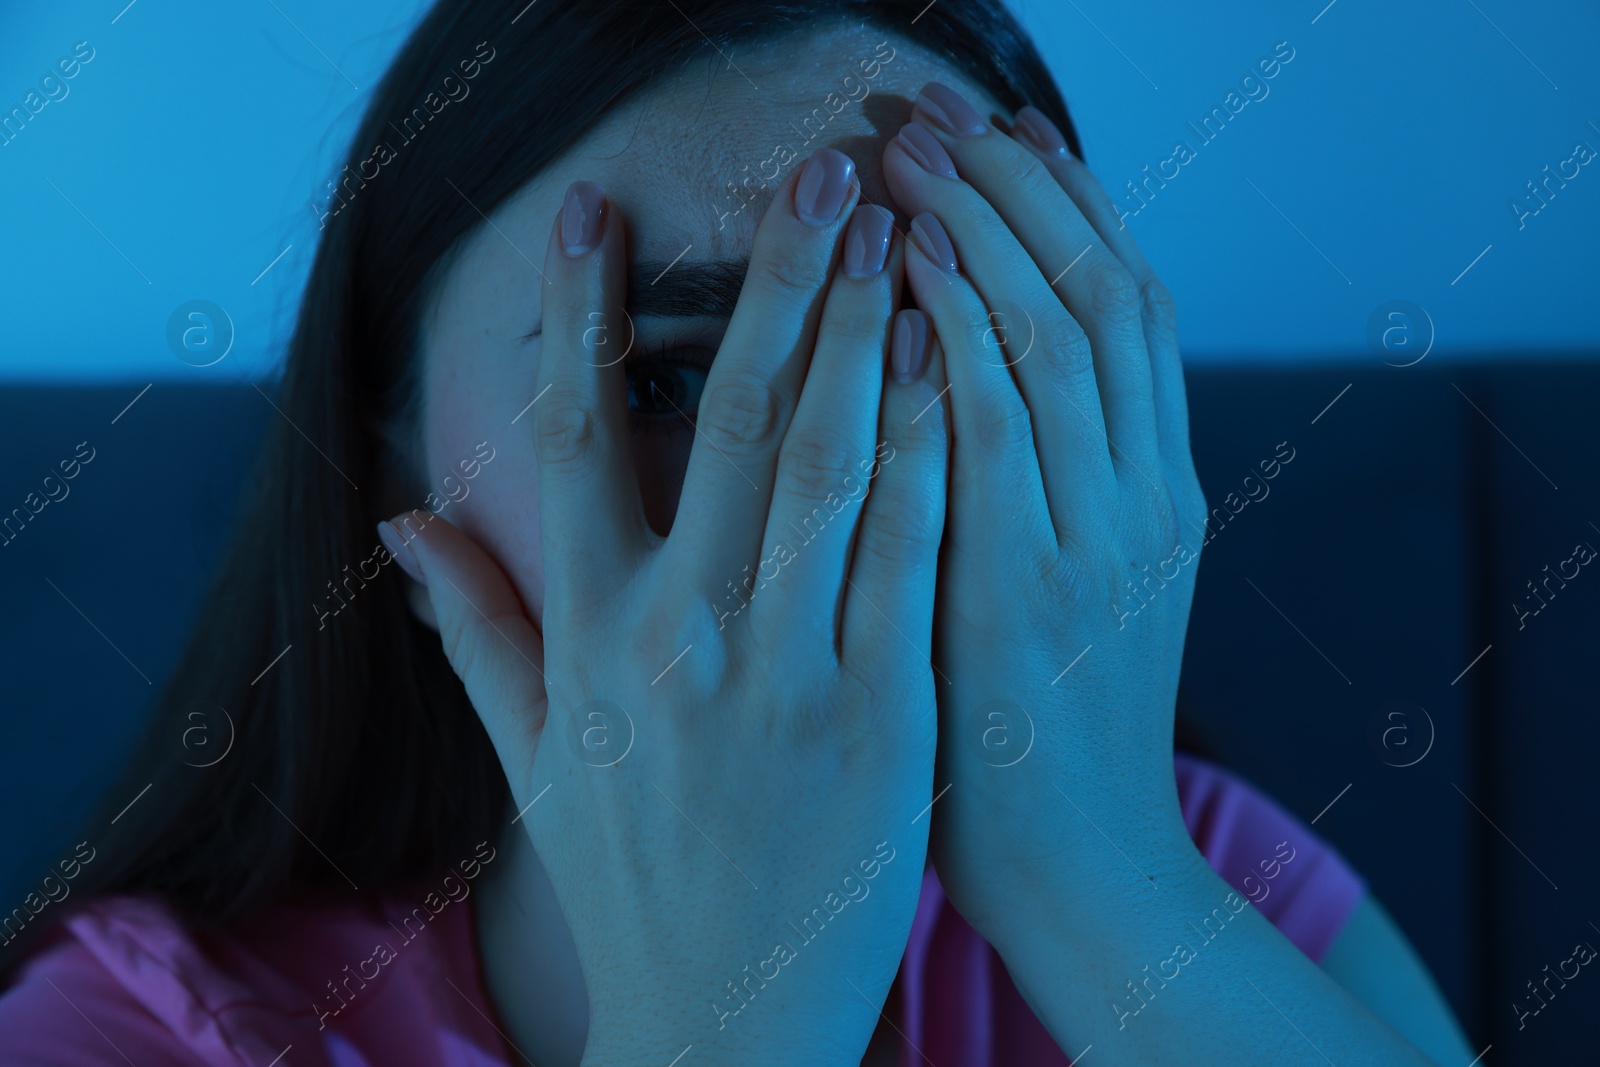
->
1174, 751, 1366, 963
0, 893, 509, 1066
0, 923, 212, 1066
0, 899, 317, 1067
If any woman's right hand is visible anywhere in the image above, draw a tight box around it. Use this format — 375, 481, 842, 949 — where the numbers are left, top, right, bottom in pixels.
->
398, 152, 951, 1066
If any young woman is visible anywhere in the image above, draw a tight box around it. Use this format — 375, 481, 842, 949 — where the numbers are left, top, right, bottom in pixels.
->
0, 1, 1473, 1063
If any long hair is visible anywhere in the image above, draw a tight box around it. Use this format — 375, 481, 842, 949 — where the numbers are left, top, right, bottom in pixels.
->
2, 0, 1083, 974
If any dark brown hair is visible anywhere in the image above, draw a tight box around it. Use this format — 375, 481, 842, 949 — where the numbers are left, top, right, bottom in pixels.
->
2, 0, 1083, 973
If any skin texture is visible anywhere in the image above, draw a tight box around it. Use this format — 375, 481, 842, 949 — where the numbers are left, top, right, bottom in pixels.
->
408, 28, 959, 1067
393, 23, 1473, 1067
403, 26, 944, 637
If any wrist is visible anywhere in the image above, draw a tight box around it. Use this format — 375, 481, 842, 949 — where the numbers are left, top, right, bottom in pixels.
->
975, 787, 1202, 954
582, 984, 873, 1067
981, 839, 1221, 1016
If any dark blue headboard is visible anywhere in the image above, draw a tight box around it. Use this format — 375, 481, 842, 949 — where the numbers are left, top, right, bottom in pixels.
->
2, 362, 1595, 1063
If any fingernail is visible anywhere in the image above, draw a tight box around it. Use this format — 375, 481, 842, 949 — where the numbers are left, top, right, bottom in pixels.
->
378, 518, 426, 586
891, 309, 931, 384
842, 205, 894, 278
794, 148, 856, 227
896, 122, 958, 180
1013, 106, 1071, 158
909, 213, 958, 274
561, 181, 608, 257
913, 82, 987, 137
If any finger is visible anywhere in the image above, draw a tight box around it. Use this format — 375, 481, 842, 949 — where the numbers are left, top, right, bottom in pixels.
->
666, 149, 861, 594
532, 181, 648, 613
902, 87, 1161, 478
899, 213, 1054, 566
1010, 106, 1195, 489
841, 309, 950, 667
395, 511, 545, 785
883, 125, 1122, 536
745, 206, 901, 637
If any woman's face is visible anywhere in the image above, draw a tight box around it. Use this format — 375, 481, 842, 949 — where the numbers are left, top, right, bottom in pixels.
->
409, 24, 1004, 630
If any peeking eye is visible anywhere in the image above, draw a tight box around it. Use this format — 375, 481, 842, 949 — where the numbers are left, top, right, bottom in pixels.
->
625, 345, 712, 422
627, 366, 706, 416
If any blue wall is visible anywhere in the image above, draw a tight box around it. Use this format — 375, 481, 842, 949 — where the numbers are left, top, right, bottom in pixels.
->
0, 0, 1595, 381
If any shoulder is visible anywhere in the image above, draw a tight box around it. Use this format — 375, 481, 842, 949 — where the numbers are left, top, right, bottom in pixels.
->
1173, 751, 1366, 962
0, 898, 226, 1065
0, 890, 498, 1066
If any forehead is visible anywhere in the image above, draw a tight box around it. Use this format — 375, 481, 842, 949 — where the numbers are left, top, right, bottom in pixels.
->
468, 23, 1005, 276
600, 24, 996, 252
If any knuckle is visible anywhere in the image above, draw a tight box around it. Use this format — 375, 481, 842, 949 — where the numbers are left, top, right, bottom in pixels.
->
753, 246, 827, 306
963, 306, 1005, 355
886, 412, 944, 470
781, 430, 857, 501
998, 151, 1060, 204
698, 370, 783, 451
1085, 256, 1141, 324
973, 394, 1035, 452
1038, 319, 1096, 388
939, 299, 995, 355
858, 482, 941, 577
1067, 174, 1120, 229
822, 306, 890, 352
532, 391, 598, 471
1141, 277, 1178, 333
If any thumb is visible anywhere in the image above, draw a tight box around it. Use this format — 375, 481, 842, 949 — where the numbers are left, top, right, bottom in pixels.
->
380, 510, 546, 777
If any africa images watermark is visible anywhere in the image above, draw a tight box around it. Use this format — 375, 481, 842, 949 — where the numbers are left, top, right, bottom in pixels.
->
313, 840, 497, 1030
314, 440, 497, 630
1193, 439, 1296, 548
1112, 887, 1249, 1029
1, 39, 95, 149
1513, 929, 1597, 1032
1112, 842, 1296, 1030
1116, 40, 1296, 226
710, 839, 897, 1031
1236, 839, 1298, 906
1509, 128, 1595, 231
714, 440, 895, 629
1114, 440, 1297, 629
0, 841, 97, 949
1511, 532, 1596, 631
713, 39, 897, 230
312, 40, 497, 229
1, 440, 97, 549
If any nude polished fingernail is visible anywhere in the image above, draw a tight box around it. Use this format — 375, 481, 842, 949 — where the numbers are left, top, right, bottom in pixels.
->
896, 122, 958, 180
842, 205, 894, 278
561, 181, 608, 257
795, 148, 856, 227
909, 213, 958, 274
377, 519, 426, 586
891, 309, 931, 384
914, 82, 988, 136
1013, 105, 1072, 158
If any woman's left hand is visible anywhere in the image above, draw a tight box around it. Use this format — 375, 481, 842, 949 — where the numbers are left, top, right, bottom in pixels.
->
881, 83, 1209, 946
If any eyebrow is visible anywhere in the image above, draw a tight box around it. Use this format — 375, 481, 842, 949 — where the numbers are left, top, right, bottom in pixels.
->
625, 258, 749, 319
521, 257, 752, 342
